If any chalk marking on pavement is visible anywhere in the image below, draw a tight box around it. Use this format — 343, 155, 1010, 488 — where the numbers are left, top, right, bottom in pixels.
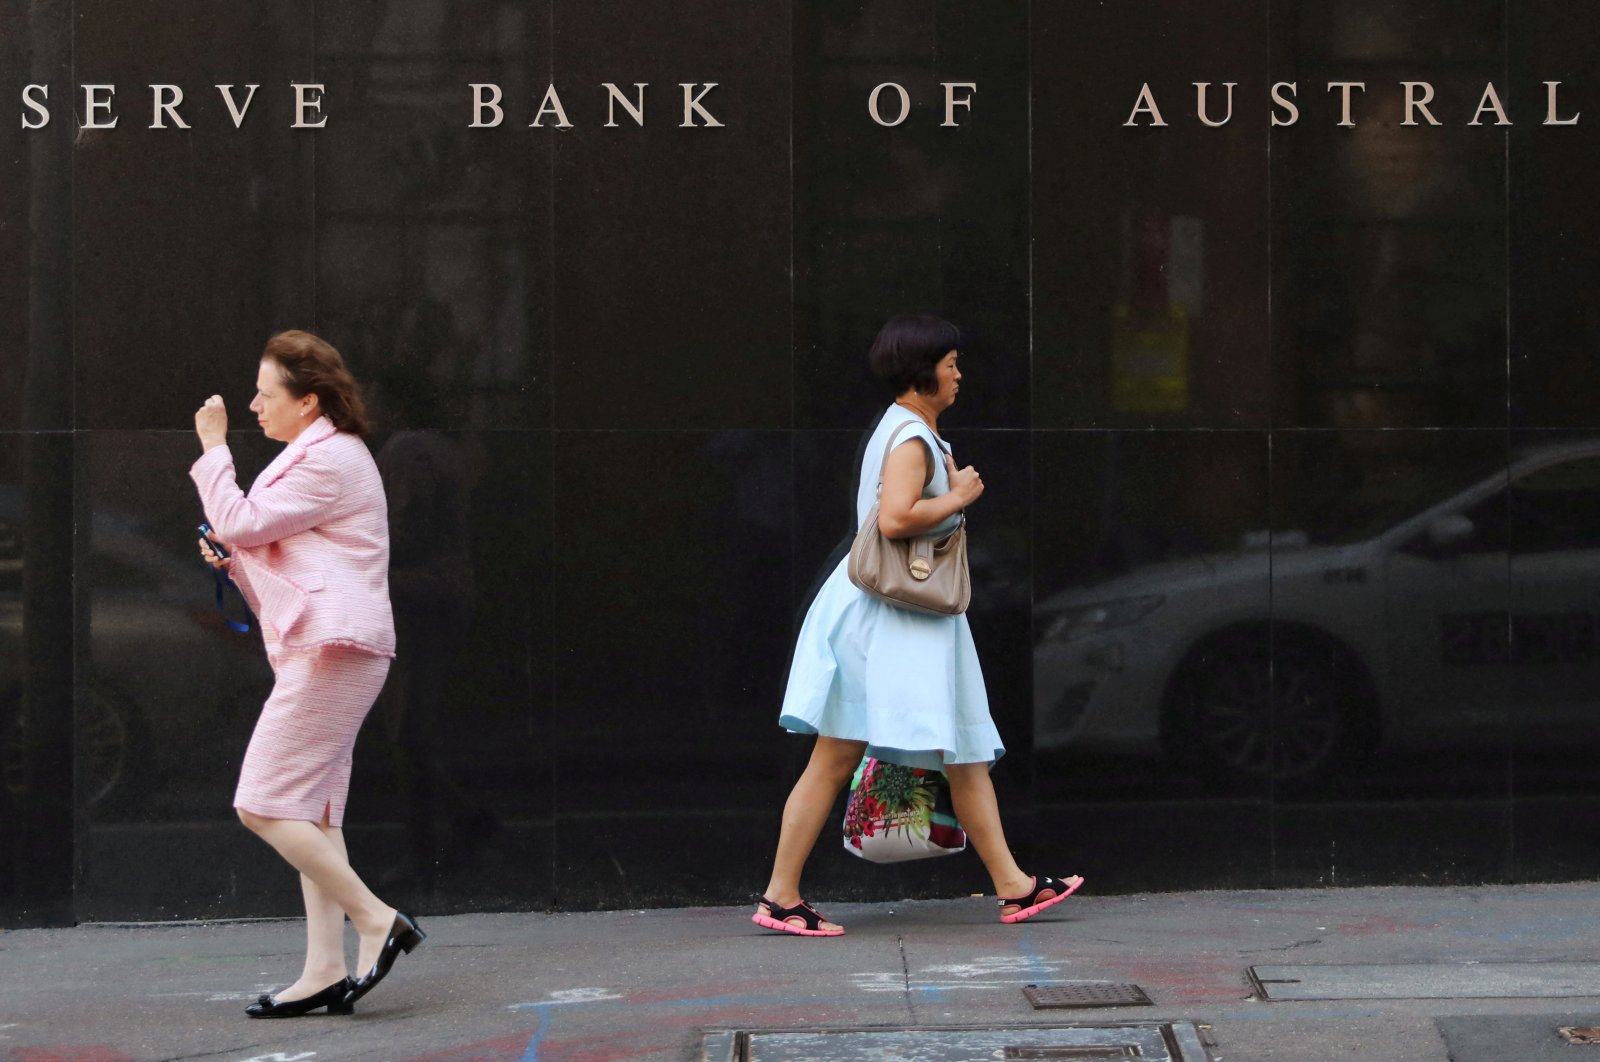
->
508, 986, 623, 1008
517, 1005, 549, 1062
855, 956, 1072, 994
234, 1053, 316, 1062
922, 955, 1067, 978
852, 971, 904, 992
852, 971, 1028, 993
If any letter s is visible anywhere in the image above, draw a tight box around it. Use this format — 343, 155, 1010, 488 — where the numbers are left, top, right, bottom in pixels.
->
22, 84, 49, 130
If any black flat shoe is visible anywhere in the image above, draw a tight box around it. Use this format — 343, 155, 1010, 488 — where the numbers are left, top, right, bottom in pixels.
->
245, 977, 354, 1018
343, 912, 425, 1007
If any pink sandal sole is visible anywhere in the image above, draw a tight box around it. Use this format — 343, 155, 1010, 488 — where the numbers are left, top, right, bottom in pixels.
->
998, 874, 1084, 924
751, 911, 844, 937
752, 897, 845, 937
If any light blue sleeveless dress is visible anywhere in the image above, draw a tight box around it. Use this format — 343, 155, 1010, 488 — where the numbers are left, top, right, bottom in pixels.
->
779, 406, 1005, 770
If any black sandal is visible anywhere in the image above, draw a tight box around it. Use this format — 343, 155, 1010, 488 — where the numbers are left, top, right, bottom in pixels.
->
998, 874, 1084, 923
751, 895, 845, 936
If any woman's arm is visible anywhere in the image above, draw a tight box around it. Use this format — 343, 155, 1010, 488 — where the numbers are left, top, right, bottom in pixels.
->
191, 446, 341, 548
876, 440, 984, 540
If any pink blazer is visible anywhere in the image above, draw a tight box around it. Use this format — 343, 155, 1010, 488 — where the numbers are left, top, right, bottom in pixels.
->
190, 415, 396, 657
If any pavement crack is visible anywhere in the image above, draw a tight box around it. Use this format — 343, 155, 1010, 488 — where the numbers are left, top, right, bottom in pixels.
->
163, 1039, 306, 1061
898, 934, 911, 998
1243, 937, 1324, 954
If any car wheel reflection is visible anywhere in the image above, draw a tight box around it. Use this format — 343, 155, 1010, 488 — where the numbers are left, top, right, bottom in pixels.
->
80, 684, 140, 808
1165, 632, 1376, 789
2, 680, 142, 810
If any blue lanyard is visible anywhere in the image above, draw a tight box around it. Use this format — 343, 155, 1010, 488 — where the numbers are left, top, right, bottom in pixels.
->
212, 566, 252, 633
199, 522, 252, 633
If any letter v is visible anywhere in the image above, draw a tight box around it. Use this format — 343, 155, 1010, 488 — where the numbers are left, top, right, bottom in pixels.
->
215, 84, 260, 128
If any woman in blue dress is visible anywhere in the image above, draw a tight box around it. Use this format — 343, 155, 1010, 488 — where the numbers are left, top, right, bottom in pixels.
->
754, 315, 1083, 936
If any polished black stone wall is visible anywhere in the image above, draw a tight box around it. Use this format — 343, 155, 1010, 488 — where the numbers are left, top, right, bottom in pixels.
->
4, 1, 1599, 926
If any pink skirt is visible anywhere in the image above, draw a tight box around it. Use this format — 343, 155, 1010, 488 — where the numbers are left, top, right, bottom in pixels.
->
234, 644, 391, 828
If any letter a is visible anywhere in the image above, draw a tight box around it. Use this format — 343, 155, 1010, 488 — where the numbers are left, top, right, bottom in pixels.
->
1468, 83, 1511, 126
1123, 83, 1167, 127
530, 85, 573, 129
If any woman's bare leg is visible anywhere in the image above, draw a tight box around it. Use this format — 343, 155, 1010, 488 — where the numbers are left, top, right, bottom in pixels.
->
761, 736, 867, 930
269, 820, 355, 1000
238, 810, 398, 977
946, 763, 1083, 916
944, 762, 1034, 899
276, 854, 348, 1000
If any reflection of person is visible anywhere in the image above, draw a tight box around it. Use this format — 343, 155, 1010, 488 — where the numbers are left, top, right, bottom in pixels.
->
755, 316, 1084, 936
375, 429, 493, 888
190, 330, 423, 1017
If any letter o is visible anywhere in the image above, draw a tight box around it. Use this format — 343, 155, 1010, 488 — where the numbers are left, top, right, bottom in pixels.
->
868, 82, 911, 127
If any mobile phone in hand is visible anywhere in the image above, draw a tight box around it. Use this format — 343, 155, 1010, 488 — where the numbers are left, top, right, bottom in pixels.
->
198, 522, 229, 560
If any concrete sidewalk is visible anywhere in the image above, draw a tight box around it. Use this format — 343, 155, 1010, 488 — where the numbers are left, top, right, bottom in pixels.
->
2, 882, 1599, 1061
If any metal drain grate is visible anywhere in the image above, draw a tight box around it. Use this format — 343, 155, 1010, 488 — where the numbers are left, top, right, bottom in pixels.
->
1004, 1047, 1140, 1059
701, 1022, 1217, 1062
1024, 982, 1154, 1009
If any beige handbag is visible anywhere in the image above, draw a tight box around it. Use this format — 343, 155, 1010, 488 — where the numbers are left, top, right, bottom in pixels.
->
847, 419, 971, 617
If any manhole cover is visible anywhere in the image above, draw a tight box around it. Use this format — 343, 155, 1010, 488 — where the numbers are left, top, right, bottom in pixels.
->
701, 1022, 1218, 1062
1024, 983, 1154, 1009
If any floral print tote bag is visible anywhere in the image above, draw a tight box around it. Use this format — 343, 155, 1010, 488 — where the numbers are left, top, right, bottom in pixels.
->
841, 757, 967, 863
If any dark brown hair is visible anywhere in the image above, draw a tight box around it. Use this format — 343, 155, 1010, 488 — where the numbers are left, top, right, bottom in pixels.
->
867, 315, 962, 397
262, 330, 372, 436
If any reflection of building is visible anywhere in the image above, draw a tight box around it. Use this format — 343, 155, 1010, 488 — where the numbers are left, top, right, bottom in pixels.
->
1276, 4, 1507, 430
7, 0, 1600, 921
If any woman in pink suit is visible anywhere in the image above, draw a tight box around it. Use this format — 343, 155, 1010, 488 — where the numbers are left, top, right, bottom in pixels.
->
191, 330, 423, 1018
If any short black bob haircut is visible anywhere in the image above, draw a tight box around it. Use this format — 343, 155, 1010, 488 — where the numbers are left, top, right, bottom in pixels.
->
868, 315, 962, 397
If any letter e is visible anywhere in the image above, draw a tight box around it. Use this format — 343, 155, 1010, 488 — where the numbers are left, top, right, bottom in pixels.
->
292, 83, 327, 128
82, 84, 117, 129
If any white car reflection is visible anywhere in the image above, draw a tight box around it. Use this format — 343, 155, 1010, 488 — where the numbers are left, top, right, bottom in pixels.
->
0, 488, 266, 810
1034, 441, 1600, 785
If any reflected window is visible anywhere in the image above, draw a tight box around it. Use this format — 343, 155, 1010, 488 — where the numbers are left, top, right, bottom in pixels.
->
1509, 457, 1600, 555
1445, 455, 1600, 556
1455, 487, 1511, 554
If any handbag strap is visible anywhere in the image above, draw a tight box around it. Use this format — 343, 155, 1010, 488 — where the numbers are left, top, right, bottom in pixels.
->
875, 419, 939, 496
874, 418, 966, 530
